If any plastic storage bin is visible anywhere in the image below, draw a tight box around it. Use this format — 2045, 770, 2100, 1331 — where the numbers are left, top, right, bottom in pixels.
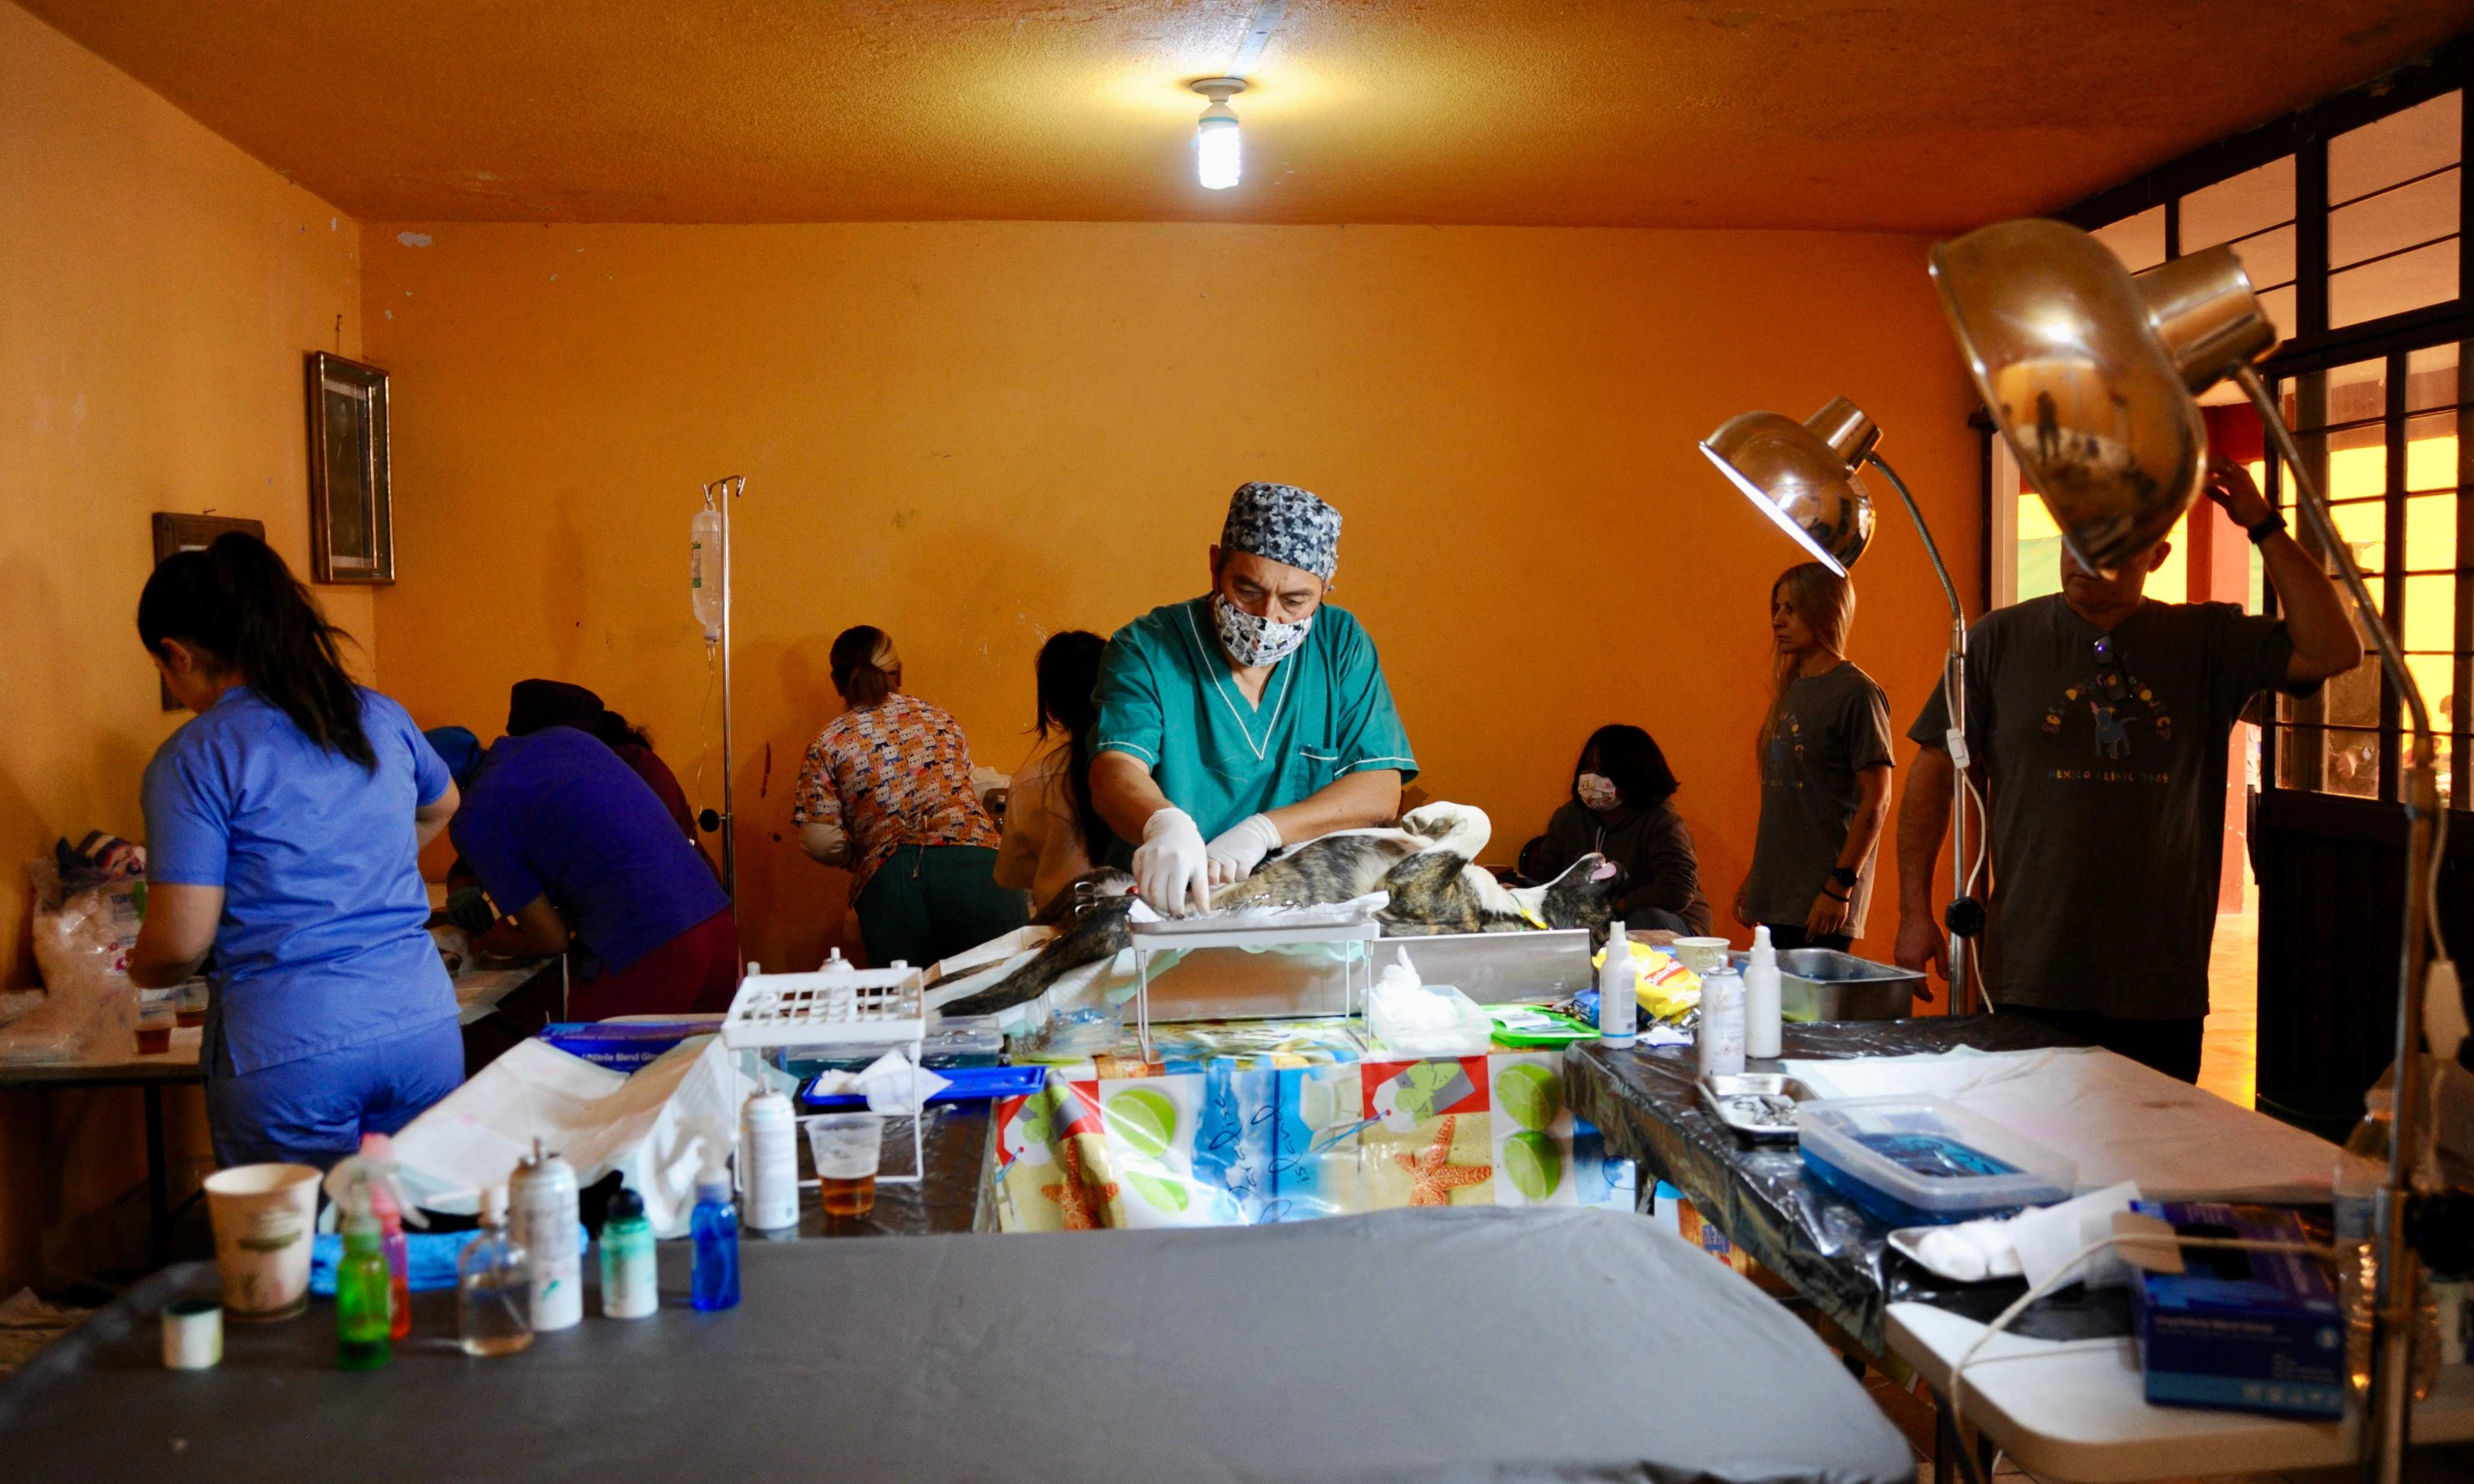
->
1796, 1095, 2075, 1226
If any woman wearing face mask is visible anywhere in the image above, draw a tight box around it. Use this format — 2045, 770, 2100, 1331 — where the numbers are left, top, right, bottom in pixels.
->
793, 626, 1030, 967
1529, 725, 1711, 935
1735, 563, 1893, 951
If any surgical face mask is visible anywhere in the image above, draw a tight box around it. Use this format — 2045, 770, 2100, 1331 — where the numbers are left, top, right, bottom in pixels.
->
1212, 592, 1313, 668
1577, 772, 1620, 811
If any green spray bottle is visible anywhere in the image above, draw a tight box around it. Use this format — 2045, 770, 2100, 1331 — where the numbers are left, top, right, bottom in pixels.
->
326, 1155, 396, 1370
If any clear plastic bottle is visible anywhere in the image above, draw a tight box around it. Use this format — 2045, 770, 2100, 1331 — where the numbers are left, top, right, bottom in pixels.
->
457, 1186, 534, 1358
2333, 1091, 2438, 1398
1596, 920, 1636, 1048
1697, 964, 1746, 1079
690, 1160, 741, 1313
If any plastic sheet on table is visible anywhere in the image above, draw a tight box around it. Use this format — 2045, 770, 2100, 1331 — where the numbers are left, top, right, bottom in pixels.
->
1565, 1013, 2121, 1354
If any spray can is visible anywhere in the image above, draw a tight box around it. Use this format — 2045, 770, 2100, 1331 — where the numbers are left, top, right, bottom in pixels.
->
509, 1138, 582, 1333
739, 1088, 800, 1234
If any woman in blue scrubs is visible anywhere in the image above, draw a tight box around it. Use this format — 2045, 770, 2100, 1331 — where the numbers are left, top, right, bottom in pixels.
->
127, 534, 463, 1170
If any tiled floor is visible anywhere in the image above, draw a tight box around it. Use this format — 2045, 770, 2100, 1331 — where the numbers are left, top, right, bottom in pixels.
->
2199, 881, 2260, 1110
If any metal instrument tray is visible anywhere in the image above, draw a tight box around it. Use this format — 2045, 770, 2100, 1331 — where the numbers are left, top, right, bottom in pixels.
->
1725, 948, 1922, 1021
1696, 1072, 1819, 1141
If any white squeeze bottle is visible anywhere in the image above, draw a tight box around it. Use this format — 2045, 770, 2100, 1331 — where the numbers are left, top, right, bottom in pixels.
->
1744, 925, 1783, 1060
1597, 921, 1637, 1048
1698, 962, 1746, 1078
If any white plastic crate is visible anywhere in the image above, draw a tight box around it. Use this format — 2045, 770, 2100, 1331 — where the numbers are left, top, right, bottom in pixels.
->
723, 951, 926, 1050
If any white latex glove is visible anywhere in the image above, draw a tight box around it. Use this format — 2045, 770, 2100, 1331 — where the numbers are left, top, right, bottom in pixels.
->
1132, 807, 1211, 916
1205, 813, 1281, 886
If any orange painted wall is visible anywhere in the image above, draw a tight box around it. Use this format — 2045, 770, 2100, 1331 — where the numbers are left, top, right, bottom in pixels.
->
0, 2, 365, 1289
365, 222, 1981, 974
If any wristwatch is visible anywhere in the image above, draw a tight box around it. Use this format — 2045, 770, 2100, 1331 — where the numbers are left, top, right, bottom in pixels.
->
1828, 866, 1859, 889
2245, 508, 2288, 545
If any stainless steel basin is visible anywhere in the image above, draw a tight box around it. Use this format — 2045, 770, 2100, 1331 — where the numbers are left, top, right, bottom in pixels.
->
1726, 947, 1921, 1021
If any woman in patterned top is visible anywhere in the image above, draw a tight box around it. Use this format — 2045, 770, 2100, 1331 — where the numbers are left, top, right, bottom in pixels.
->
794, 626, 1029, 968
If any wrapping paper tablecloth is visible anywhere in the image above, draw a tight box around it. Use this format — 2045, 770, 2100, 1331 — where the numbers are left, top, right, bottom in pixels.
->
992, 1018, 1633, 1230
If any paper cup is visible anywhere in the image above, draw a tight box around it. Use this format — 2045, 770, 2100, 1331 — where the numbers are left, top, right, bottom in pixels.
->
1670, 937, 1733, 976
202, 1163, 321, 1321
161, 1298, 222, 1369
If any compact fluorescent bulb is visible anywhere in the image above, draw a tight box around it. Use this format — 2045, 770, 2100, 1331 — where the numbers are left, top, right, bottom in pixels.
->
1190, 78, 1247, 191
1196, 109, 1241, 189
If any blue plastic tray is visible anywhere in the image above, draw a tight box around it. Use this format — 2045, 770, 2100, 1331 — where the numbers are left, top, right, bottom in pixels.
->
798, 1063, 1049, 1109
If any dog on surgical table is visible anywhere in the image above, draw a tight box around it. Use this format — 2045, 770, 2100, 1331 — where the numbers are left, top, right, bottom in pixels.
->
935, 803, 1623, 1019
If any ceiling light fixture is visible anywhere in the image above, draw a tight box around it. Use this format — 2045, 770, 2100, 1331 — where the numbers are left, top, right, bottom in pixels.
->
1191, 77, 1246, 191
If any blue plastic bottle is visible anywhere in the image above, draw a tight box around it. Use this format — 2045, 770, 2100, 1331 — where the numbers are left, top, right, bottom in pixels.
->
689, 1159, 740, 1312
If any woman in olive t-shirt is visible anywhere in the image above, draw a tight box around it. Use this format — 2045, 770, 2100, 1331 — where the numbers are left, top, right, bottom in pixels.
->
1736, 564, 1895, 952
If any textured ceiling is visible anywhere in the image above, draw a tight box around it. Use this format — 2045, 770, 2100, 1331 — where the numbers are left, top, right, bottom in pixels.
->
20, 1, 2474, 230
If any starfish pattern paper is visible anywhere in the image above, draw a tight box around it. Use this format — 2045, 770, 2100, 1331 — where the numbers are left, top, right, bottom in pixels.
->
1040, 1136, 1120, 1230
1393, 1114, 1492, 1206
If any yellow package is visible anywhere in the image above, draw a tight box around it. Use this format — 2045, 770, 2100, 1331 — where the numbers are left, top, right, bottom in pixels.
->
1590, 940, 1702, 1022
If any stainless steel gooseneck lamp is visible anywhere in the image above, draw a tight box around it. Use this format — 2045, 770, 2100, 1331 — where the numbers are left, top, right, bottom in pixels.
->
1700, 400, 1988, 1008
1931, 217, 2448, 1484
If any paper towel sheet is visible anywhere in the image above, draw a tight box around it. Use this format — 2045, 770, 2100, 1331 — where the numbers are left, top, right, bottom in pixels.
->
1785, 1047, 2335, 1203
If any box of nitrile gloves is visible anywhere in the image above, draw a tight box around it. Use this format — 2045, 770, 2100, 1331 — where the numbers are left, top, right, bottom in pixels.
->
2128, 1201, 2348, 1420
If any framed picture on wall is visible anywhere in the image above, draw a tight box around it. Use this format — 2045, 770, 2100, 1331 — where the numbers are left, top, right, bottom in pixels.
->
150, 511, 266, 710
305, 351, 394, 584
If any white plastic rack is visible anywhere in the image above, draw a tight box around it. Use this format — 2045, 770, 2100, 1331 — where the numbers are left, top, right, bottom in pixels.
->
724, 951, 926, 1186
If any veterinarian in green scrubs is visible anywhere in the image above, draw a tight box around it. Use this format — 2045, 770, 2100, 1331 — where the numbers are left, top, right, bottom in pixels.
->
1090, 481, 1417, 914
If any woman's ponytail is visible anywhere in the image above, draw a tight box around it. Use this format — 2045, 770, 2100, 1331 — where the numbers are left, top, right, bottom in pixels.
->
136, 533, 374, 768
829, 626, 902, 709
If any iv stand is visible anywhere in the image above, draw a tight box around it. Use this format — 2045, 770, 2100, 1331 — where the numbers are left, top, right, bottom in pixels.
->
1859, 451, 1979, 1013
702, 475, 747, 903
2234, 365, 2443, 1484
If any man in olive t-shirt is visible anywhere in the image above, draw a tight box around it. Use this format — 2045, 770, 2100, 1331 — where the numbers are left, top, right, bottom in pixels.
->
1894, 464, 2362, 1081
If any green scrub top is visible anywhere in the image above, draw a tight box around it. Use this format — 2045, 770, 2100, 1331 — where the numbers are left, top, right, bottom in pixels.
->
1093, 597, 1418, 843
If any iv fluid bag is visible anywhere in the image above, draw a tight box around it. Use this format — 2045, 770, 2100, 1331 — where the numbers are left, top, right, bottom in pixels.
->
690, 507, 725, 643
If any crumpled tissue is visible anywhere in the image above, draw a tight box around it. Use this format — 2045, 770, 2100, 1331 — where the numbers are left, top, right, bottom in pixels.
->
804, 1049, 951, 1113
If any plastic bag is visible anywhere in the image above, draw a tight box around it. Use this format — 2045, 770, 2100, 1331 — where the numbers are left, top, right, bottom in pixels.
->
2, 858, 141, 1064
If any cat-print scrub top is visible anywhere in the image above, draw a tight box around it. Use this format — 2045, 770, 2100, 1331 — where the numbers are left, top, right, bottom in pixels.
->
792, 693, 1000, 897
1093, 597, 1417, 844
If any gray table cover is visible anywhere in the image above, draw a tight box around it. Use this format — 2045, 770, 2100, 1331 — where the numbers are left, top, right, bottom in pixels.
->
1, 1206, 1908, 1483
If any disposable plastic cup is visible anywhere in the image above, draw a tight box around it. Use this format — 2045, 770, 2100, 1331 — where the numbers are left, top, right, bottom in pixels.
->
135, 1012, 173, 1055
807, 1113, 884, 1219
202, 1163, 321, 1321
1671, 937, 1733, 976
160, 1297, 222, 1369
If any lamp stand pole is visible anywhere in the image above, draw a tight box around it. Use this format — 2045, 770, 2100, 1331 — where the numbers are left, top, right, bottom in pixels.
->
1860, 452, 1978, 1011
2238, 365, 2438, 1484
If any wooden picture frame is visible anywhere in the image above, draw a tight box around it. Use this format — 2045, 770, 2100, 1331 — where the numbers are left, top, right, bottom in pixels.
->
150, 512, 266, 710
305, 351, 394, 583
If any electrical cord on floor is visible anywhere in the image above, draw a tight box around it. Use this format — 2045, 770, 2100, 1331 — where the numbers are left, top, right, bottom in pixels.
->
1944, 1231, 2334, 1447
